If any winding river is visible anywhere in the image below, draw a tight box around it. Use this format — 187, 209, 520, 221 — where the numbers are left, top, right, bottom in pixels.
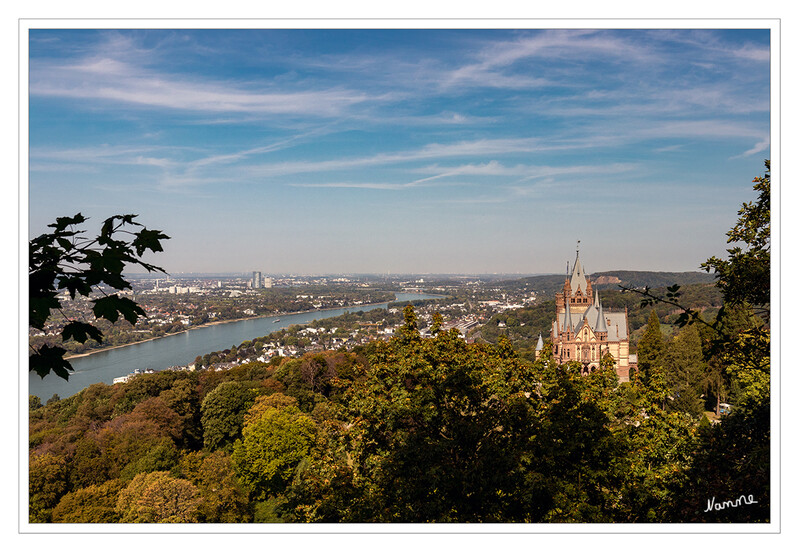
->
29, 292, 440, 401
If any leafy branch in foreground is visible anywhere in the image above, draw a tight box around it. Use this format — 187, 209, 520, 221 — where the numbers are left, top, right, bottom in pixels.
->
619, 159, 769, 337
621, 160, 771, 396
29, 213, 170, 380
618, 283, 715, 331
702, 160, 770, 322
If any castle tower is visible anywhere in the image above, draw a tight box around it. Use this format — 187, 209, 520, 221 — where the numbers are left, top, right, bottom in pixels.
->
548, 248, 630, 381
556, 250, 594, 315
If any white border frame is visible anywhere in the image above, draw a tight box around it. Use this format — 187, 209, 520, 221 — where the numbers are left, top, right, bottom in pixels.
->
18, 18, 781, 536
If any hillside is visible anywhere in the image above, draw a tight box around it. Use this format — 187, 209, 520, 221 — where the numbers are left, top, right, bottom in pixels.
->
496, 270, 716, 298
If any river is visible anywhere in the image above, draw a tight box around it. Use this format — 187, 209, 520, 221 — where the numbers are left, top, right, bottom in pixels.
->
28, 292, 441, 401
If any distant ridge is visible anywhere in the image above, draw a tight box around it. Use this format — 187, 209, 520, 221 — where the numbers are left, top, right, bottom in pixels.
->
500, 271, 715, 298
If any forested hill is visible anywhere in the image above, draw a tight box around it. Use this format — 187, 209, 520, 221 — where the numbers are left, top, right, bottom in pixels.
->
499, 271, 716, 298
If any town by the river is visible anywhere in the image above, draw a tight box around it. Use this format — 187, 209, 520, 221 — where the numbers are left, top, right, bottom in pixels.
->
29, 292, 440, 401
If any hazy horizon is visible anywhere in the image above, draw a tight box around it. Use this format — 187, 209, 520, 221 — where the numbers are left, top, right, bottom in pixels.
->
28, 27, 771, 275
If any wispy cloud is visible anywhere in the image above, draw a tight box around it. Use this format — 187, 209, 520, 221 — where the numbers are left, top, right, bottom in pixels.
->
31, 55, 376, 117
734, 137, 771, 158
28, 28, 771, 274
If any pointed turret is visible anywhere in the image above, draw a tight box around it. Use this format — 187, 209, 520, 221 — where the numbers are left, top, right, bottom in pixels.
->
536, 333, 544, 352
596, 299, 608, 334
564, 300, 573, 334
570, 253, 588, 295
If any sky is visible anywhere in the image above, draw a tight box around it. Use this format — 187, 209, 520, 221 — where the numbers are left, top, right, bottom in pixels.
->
27, 27, 772, 276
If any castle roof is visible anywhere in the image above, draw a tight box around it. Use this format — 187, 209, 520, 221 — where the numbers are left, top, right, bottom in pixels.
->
555, 308, 626, 341
569, 253, 589, 295
536, 333, 544, 351
596, 301, 608, 333
564, 300, 573, 331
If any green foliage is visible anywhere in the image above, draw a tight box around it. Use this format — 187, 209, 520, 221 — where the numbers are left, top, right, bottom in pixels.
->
200, 381, 257, 451
29, 395, 43, 411
663, 324, 706, 418
702, 160, 770, 315
119, 437, 180, 481
616, 409, 698, 522
528, 359, 622, 523
668, 401, 769, 522
723, 328, 770, 412
636, 311, 665, 384
253, 497, 291, 523
274, 352, 359, 410
620, 162, 771, 522
29, 213, 169, 379
232, 405, 317, 501
289, 320, 540, 522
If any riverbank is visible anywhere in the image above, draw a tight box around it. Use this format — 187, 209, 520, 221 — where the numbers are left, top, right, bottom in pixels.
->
64, 314, 259, 360
62, 294, 419, 361
31, 292, 444, 401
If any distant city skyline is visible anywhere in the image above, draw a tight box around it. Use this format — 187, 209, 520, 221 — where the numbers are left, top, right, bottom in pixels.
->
27, 26, 772, 275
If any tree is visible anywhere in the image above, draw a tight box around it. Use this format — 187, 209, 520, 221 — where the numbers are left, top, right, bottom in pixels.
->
232, 405, 317, 501
636, 311, 665, 386
29, 395, 42, 411
29, 452, 68, 522
620, 161, 771, 522
663, 324, 706, 418
51, 479, 127, 523
200, 381, 257, 451
178, 451, 252, 523
116, 471, 201, 523
287, 317, 540, 522
702, 160, 770, 317
29, 213, 169, 379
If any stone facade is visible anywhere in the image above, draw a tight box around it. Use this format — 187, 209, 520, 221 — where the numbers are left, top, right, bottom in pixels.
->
536, 253, 631, 382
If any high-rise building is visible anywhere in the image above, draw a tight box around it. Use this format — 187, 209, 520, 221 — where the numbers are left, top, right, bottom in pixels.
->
536, 250, 631, 382
264, 277, 273, 288
252, 271, 262, 289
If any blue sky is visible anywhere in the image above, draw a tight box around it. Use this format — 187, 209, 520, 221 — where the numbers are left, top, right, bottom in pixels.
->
27, 28, 771, 275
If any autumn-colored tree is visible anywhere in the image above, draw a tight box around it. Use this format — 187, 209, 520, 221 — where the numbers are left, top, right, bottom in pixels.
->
29, 452, 69, 522
51, 479, 126, 523
178, 451, 251, 523
158, 377, 203, 447
116, 471, 201, 523
95, 415, 174, 480
243, 392, 299, 426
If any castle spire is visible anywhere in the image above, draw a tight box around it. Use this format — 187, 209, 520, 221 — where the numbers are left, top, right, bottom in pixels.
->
564, 300, 573, 332
569, 251, 588, 295
596, 299, 608, 334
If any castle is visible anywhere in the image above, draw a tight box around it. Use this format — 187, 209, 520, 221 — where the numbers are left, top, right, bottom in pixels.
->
535, 251, 631, 382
